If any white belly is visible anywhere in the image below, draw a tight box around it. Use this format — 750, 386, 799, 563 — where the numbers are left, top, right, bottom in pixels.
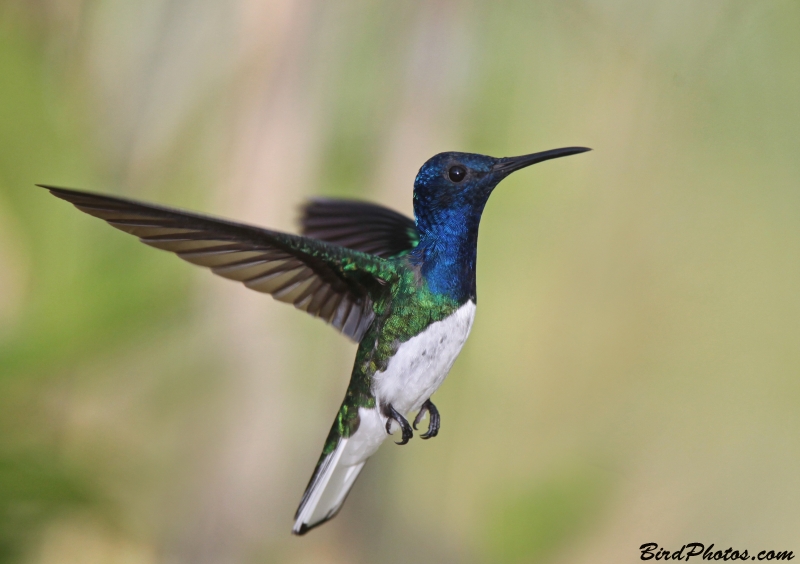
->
338, 301, 476, 467
372, 300, 476, 415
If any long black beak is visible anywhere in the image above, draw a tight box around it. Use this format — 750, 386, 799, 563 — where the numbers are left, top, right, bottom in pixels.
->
492, 146, 591, 176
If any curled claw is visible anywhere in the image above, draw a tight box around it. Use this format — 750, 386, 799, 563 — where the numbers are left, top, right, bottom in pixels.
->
382, 403, 413, 445
414, 399, 440, 440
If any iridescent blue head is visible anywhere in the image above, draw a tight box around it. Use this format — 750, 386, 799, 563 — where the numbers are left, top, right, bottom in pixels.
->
410, 146, 590, 302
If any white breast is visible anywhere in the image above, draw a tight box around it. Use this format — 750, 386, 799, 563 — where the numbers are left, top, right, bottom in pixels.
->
372, 300, 476, 416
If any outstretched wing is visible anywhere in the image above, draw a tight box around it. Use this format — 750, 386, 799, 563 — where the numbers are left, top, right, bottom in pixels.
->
299, 198, 419, 259
42, 185, 396, 341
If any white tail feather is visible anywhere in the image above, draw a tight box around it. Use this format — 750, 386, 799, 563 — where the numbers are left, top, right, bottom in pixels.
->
293, 438, 366, 534
293, 407, 387, 534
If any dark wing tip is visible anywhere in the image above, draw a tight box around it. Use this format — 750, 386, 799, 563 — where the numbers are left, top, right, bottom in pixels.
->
37, 184, 101, 203
36, 183, 75, 192
37, 183, 67, 195
38, 186, 96, 211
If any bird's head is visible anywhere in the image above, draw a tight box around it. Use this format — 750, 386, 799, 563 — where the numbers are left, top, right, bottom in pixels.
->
412, 147, 590, 235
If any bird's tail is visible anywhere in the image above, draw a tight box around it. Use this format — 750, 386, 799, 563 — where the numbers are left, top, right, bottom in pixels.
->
293, 437, 366, 535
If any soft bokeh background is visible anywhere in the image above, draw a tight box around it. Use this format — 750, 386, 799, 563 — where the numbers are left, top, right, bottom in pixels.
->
1, 1, 799, 563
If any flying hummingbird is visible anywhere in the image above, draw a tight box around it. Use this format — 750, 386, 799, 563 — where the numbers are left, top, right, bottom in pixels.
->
40, 146, 589, 534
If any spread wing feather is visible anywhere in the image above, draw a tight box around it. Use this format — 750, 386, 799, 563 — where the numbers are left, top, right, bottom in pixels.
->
42, 186, 396, 342
299, 198, 419, 259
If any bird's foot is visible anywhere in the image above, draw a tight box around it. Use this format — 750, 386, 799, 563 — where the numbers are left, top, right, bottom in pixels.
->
382, 403, 413, 445
413, 399, 440, 439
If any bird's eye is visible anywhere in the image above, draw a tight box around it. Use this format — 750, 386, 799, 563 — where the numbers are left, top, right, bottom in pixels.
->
448, 165, 466, 183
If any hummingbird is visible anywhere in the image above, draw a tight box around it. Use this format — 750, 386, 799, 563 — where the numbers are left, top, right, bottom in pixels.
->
40, 145, 589, 534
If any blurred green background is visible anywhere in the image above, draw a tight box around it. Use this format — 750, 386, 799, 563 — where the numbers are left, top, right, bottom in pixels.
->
1, 1, 799, 563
